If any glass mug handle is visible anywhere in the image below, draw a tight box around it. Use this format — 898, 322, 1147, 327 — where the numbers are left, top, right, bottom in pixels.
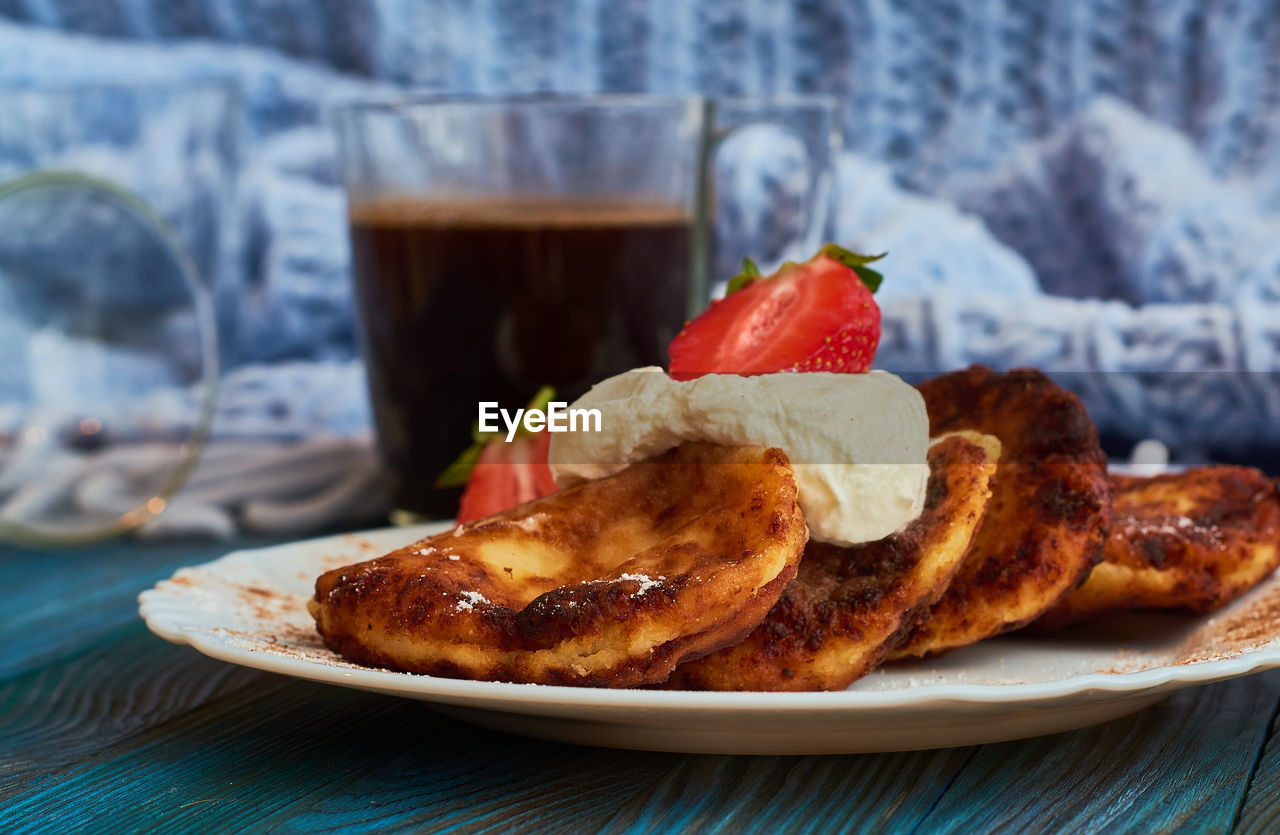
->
0, 170, 218, 546
697, 96, 842, 301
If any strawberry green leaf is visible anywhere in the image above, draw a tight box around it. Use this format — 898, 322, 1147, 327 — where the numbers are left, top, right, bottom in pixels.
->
851, 265, 883, 293
726, 257, 762, 295
436, 440, 485, 488
820, 243, 886, 269
523, 384, 557, 420
470, 420, 495, 444
821, 244, 886, 292
440, 384, 559, 487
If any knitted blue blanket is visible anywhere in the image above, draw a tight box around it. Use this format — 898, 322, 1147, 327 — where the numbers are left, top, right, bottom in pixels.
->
1, 3, 1278, 461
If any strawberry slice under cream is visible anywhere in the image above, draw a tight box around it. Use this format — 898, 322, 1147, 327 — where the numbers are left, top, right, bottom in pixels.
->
548, 368, 929, 546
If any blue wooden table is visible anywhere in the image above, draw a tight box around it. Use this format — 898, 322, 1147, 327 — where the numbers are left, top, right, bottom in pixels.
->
4, 536, 1280, 833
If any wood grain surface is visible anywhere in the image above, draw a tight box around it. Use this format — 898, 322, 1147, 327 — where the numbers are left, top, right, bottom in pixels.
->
3, 538, 1280, 834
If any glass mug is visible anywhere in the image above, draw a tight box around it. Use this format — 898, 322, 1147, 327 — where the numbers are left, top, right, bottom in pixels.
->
0, 82, 238, 546
336, 94, 840, 522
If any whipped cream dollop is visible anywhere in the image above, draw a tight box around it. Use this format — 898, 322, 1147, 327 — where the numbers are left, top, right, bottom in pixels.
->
548, 368, 930, 546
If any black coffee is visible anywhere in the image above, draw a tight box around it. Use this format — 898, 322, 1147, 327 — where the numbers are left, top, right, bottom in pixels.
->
348, 198, 693, 518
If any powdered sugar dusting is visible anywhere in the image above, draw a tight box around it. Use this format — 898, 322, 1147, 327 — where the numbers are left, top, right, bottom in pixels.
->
1128, 516, 1217, 539
508, 513, 548, 533
618, 573, 665, 596
456, 590, 490, 612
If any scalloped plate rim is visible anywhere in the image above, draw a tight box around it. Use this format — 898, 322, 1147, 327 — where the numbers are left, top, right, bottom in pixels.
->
139, 521, 1280, 715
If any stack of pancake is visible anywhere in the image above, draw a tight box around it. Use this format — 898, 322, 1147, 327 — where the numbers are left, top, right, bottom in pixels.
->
309, 367, 1280, 690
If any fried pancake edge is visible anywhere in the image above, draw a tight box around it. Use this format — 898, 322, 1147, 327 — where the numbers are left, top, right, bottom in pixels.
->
666, 430, 1000, 691
1038, 466, 1280, 628
889, 366, 1112, 660
310, 442, 808, 687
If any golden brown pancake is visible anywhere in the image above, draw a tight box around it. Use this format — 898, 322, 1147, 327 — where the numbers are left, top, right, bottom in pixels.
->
889, 366, 1111, 660
666, 431, 1000, 691
1038, 466, 1280, 627
309, 442, 807, 687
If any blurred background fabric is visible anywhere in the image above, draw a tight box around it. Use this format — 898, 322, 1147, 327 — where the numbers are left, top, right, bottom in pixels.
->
1, 0, 1278, 535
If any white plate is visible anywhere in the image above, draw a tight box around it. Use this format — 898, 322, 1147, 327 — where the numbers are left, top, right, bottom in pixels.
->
140, 522, 1280, 755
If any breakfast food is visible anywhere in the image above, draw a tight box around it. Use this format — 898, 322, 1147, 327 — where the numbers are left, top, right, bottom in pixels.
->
453, 430, 557, 523
889, 367, 1112, 660
310, 442, 806, 686
1037, 466, 1280, 627
436, 386, 560, 524
311, 238, 1280, 693
666, 431, 1000, 691
667, 245, 884, 379
549, 369, 929, 545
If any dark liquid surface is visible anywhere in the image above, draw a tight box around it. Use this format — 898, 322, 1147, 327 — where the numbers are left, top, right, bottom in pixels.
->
348, 198, 692, 518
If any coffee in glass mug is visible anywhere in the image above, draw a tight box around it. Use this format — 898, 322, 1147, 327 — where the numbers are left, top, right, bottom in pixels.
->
337, 95, 838, 522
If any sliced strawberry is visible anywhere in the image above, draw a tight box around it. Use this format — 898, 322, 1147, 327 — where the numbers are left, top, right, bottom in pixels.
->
438, 385, 561, 524
791, 323, 880, 373
668, 245, 883, 380
456, 430, 557, 524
